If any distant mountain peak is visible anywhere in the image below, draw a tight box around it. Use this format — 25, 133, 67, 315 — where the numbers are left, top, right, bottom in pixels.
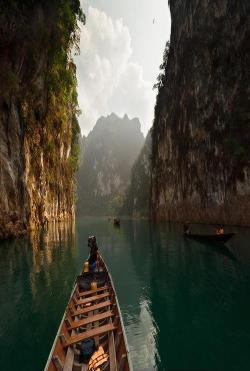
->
109, 112, 118, 119
77, 114, 145, 216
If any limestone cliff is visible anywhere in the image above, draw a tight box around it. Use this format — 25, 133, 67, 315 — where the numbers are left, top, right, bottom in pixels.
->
121, 130, 152, 217
77, 113, 144, 215
0, 1, 84, 239
151, 0, 250, 225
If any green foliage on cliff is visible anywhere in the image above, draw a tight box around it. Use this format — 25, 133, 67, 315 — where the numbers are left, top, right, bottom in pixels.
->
152, 40, 170, 164
46, 0, 84, 175
0, 0, 84, 189
0, 0, 86, 233
153, 41, 170, 91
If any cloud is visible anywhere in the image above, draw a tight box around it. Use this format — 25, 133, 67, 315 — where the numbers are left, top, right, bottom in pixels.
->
75, 6, 155, 135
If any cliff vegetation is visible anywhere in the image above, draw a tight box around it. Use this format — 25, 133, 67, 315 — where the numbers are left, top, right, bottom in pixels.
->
151, 0, 250, 226
0, 0, 85, 238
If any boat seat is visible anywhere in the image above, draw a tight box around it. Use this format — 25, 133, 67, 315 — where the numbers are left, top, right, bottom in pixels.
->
73, 300, 113, 317
75, 292, 111, 307
69, 311, 114, 330
77, 285, 110, 298
64, 323, 117, 347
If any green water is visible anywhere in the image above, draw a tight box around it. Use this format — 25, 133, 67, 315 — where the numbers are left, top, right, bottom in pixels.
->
0, 218, 250, 371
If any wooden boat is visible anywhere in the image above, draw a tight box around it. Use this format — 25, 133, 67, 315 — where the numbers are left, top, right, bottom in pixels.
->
184, 232, 235, 244
113, 218, 120, 227
45, 255, 132, 371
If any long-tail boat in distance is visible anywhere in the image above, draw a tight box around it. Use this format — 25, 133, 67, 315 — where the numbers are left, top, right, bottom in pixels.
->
113, 218, 120, 227
45, 255, 132, 371
184, 232, 235, 244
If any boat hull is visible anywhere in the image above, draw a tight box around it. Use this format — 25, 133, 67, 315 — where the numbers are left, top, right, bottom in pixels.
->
45, 255, 132, 370
184, 232, 235, 244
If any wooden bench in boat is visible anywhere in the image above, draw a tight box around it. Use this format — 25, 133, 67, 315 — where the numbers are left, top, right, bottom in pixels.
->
74, 292, 111, 307
68, 311, 114, 330
72, 300, 113, 317
64, 323, 117, 347
77, 285, 110, 298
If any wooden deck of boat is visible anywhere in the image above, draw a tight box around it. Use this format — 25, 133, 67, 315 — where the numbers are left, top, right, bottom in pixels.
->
45, 257, 131, 371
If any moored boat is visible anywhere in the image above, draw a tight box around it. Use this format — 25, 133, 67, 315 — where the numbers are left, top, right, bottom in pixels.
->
113, 218, 120, 227
45, 255, 132, 371
184, 232, 235, 244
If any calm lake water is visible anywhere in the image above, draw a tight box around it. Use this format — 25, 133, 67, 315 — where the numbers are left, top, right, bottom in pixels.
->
0, 218, 250, 371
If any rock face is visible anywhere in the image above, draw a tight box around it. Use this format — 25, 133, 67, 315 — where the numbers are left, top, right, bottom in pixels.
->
0, 2, 83, 239
77, 113, 144, 215
121, 130, 152, 217
151, 0, 250, 226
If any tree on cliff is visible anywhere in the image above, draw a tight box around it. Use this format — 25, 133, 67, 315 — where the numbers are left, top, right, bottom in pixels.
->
153, 40, 170, 90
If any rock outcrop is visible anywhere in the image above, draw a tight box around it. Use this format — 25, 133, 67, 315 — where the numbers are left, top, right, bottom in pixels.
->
121, 130, 152, 217
0, 1, 84, 239
77, 113, 144, 215
151, 0, 250, 225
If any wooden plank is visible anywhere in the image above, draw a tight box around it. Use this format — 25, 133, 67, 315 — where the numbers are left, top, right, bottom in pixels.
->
69, 311, 114, 330
115, 331, 122, 351
64, 317, 72, 328
52, 356, 63, 371
59, 334, 67, 346
73, 300, 112, 317
65, 324, 116, 347
63, 347, 74, 371
119, 354, 127, 371
78, 285, 109, 298
79, 310, 91, 371
75, 292, 110, 306
109, 331, 117, 371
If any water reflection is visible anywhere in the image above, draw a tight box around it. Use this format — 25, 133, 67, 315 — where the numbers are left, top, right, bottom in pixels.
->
126, 221, 250, 371
29, 222, 76, 303
0, 222, 77, 371
0, 218, 250, 371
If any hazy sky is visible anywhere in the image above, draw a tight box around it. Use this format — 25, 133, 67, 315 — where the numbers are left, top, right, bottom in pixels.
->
75, 0, 171, 135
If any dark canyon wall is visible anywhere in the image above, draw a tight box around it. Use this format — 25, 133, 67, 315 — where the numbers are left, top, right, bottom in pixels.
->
121, 130, 152, 217
151, 0, 250, 225
0, 1, 84, 238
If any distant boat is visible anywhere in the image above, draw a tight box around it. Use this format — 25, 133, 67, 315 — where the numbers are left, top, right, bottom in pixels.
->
113, 217, 120, 227
184, 232, 235, 244
45, 255, 131, 370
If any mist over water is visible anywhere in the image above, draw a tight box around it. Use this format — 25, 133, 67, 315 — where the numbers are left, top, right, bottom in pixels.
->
0, 218, 250, 370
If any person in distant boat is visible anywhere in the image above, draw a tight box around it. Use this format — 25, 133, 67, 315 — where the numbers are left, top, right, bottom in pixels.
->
88, 235, 99, 271
216, 227, 224, 235
183, 223, 190, 234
